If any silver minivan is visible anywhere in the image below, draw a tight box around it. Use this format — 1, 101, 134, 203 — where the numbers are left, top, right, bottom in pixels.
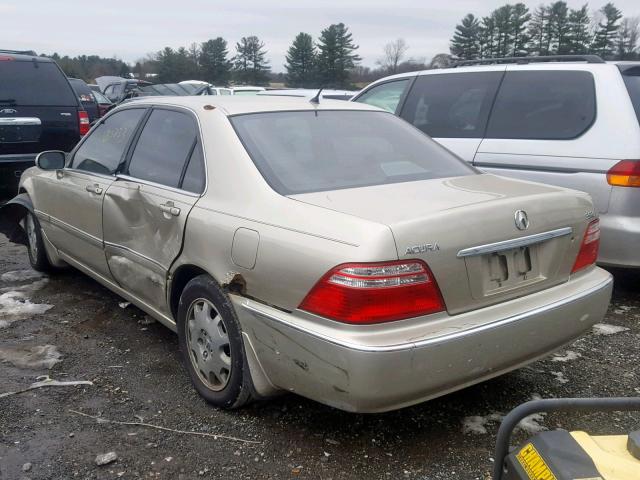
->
352, 56, 640, 269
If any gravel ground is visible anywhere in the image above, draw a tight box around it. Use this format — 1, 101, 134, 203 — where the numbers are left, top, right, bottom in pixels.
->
0, 233, 638, 480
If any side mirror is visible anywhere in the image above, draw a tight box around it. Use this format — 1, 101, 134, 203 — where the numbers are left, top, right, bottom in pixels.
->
36, 151, 66, 170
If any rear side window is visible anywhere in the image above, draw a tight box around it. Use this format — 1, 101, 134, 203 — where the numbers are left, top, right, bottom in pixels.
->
355, 79, 411, 113
486, 71, 596, 140
400, 72, 502, 138
0, 59, 77, 106
621, 66, 640, 126
72, 108, 146, 174
181, 139, 206, 194
231, 110, 474, 195
128, 109, 197, 188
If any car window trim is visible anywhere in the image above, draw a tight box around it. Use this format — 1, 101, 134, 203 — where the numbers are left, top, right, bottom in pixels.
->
121, 104, 207, 196
178, 137, 201, 192
67, 105, 149, 173
484, 69, 598, 141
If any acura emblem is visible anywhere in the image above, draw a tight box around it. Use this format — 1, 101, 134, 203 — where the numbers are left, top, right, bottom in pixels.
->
0, 108, 17, 114
514, 210, 529, 230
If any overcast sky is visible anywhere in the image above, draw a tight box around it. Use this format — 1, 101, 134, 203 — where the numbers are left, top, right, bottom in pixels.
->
4, 0, 640, 71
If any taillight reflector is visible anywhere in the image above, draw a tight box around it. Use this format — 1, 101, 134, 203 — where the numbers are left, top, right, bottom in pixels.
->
299, 260, 445, 324
607, 160, 640, 187
0, 56, 15, 61
78, 110, 90, 136
571, 219, 600, 273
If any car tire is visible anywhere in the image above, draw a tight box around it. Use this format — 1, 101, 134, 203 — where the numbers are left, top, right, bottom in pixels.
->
24, 211, 51, 272
177, 274, 253, 409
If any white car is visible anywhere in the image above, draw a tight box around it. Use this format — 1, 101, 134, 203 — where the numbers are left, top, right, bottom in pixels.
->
179, 81, 231, 96
257, 89, 357, 101
229, 86, 266, 96
353, 55, 640, 269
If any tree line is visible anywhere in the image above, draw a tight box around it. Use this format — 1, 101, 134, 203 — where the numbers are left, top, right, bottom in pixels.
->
450, 2, 639, 60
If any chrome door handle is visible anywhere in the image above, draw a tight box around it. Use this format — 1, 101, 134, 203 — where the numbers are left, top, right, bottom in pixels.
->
85, 184, 103, 195
159, 203, 180, 216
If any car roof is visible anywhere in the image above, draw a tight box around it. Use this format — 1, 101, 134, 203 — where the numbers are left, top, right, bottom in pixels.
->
0, 53, 54, 63
125, 95, 383, 116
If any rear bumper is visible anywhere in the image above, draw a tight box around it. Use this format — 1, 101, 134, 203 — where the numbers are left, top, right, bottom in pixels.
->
232, 267, 613, 412
598, 213, 640, 268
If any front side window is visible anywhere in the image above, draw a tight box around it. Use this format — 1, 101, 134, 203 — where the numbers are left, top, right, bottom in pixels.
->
231, 110, 475, 195
400, 72, 503, 139
355, 79, 411, 113
486, 70, 596, 140
127, 109, 197, 188
72, 108, 145, 175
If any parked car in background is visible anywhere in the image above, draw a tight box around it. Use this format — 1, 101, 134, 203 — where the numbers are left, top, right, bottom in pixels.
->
179, 80, 232, 95
257, 88, 357, 101
353, 55, 640, 269
91, 90, 115, 118
68, 77, 100, 123
2, 96, 612, 412
96, 76, 152, 103
229, 86, 265, 95
136, 83, 214, 97
0, 51, 88, 202
88, 84, 100, 93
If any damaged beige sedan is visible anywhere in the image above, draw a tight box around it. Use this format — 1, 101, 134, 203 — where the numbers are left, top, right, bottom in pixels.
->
2, 96, 612, 412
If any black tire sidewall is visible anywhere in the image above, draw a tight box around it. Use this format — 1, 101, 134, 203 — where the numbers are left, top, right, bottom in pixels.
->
177, 275, 246, 409
26, 212, 50, 272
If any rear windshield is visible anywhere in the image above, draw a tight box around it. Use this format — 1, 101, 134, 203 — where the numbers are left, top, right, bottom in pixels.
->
231, 110, 475, 195
621, 67, 640, 125
0, 60, 77, 106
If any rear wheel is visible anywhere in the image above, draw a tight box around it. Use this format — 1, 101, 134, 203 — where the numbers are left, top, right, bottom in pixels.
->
24, 211, 51, 272
177, 274, 252, 409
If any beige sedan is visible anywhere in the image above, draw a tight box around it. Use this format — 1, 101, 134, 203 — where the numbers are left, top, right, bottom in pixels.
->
1, 96, 612, 412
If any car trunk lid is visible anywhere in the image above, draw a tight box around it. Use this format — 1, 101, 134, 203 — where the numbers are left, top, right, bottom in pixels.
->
290, 174, 593, 314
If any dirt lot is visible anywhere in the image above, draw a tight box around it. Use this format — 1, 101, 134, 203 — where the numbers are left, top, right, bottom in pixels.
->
1, 233, 638, 480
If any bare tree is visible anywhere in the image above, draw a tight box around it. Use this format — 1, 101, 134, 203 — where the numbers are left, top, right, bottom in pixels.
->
377, 38, 409, 74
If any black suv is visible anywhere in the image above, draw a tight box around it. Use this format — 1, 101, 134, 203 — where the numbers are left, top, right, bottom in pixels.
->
0, 51, 88, 201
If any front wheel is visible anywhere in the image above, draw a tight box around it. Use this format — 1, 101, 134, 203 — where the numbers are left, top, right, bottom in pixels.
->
177, 274, 253, 409
24, 211, 51, 272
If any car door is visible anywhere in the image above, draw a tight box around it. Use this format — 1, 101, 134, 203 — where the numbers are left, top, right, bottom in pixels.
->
398, 69, 505, 163
102, 106, 205, 311
474, 68, 612, 214
36, 107, 147, 279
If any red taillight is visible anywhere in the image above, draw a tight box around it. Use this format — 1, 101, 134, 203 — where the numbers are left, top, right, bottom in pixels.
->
607, 160, 640, 187
571, 219, 600, 273
78, 110, 90, 136
0, 56, 15, 61
299, 260, 445, 324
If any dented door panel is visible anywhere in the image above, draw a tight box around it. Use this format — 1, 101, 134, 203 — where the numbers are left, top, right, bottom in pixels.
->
102, 176, 198, 311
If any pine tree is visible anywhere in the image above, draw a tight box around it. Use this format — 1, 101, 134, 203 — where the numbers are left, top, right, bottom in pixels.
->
156, 47, 178, 83
232, 36, 271, 86
616, 17, 640, 59
548, 1, 571, 54
591, 3, 623, 59
316, 23, 361, 88
480, 15, 498, 58
285, 33, 317, 87
511, 3, 531, 56
492, 5, 514, 58
450, 14, 481, 60
528, 5, 550, 55
567, 5, 592, 54
199, 38, 232, 85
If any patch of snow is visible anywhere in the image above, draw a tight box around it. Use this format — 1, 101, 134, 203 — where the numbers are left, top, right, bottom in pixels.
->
1, 270, 45, 283
551, 351, 581, 362
0, 345, 62, 369
593, 323, 630, 336
461, 413, 503, 435
517, 413, 547, 434
0, 277, 52, 327
550, 371, 569, 384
